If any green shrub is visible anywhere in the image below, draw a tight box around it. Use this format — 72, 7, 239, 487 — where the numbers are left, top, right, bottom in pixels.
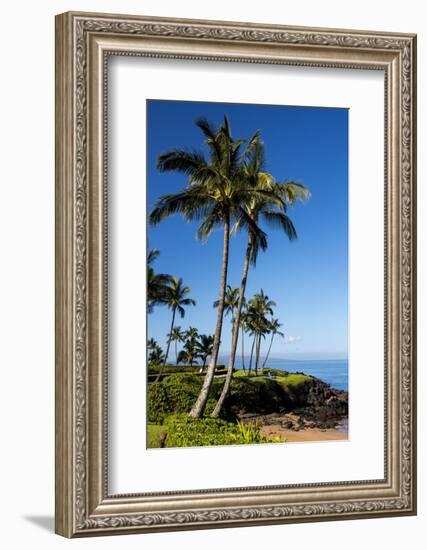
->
147, 423, 168, 448
226, 377, 285, 414
148, 365, 226, 375
147, 370, 314, 423
262, 367, 289, 377
164, 413, 273, 448
147, 374, 226, 423
162, 374, 202, 412
236, 420, 270, 444
147, 382, 172, 423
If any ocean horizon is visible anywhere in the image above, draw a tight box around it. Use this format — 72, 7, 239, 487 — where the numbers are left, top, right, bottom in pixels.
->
218, 356, 349, 392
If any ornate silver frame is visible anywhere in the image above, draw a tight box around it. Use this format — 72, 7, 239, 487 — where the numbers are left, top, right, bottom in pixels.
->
55, 11, 417, 537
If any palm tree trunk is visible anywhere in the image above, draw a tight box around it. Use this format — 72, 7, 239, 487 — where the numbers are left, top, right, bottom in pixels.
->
164, 308, 176, 364
255, 334, 261, 376
261, 334, 275, 370
175, 340, 178, 365
199, 356, 207, 373
155, 307, 176, 382
190, 214, 230, 418
211, 235, 251, 417
248, 336, 256, 377
230, 316, 235, 341
241, 325, 246, 371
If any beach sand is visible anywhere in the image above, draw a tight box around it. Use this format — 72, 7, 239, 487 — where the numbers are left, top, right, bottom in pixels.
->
260, 424, 348, 443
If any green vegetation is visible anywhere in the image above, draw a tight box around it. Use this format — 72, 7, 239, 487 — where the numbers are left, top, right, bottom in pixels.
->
147, 374, 223, 423
275, 373, 310, 388
159, 277, 196, 381
149, 116, 310, 418
147, 364, 227, 383
145, 115, 312, 440
147, 369, 313, 447
147, 423, 168, 448
148, 414, 273, 449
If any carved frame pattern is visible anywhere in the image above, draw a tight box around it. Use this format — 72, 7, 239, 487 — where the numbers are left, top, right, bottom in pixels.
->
55, 11, 416, 537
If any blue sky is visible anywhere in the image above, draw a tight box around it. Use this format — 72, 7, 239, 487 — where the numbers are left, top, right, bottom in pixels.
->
147, 99, 348, 359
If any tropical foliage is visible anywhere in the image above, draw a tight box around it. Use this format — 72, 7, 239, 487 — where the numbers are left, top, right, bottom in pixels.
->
196, 334, 215, 371
155, 277, 196, 380
147, 249, 173, 313
147, 114, 310, 440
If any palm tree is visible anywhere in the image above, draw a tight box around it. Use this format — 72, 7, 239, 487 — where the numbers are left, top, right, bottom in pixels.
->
239, 309, 248, 372
147, 249, 173, 313
150, 116, 267, 418
169, 326, 185, 364
177, 338, 199, 367
147, 337, 157, 351
211, 137, 309, 416
148, 343, 165, 366
185, 326, 199, 342
247, 321, 257, 377
156, 277, 195, 381
163, 278, 196, 363
249, 290, 276, 376
261, 318, 285, 370
213, 285, 240, 332
196, 334, 215, 371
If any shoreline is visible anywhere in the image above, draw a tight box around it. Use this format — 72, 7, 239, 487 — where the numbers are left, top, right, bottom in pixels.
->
260, 423, 348, 443
241, 413, 349, 443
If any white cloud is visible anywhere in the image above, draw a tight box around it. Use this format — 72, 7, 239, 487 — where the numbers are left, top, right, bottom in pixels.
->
284, 335, 301, 344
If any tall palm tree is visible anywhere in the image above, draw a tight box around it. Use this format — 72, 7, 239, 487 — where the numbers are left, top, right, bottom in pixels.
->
169, 326, 185, 365
213, 285, 240, 337
249, 290, 276, 376
261, 318, 285, 370
246, 317, 257, 377
211, 138, 309, 416
150, 116, 268, 418
147, 249, 173, 313
196, 334, 215, 371
157, 277, 195, 381
239, 309, 249, 371
163, 278, 196, 363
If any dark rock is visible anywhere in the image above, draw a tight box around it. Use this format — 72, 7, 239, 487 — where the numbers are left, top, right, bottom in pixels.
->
282, 420, 294, 429
230, 370, 348, 431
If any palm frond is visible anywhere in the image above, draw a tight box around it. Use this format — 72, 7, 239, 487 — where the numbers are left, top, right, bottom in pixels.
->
147, 248, 160, 264
196, 205, 224, 240
275, 181, 311, 205
195, 117, 222, 162
156, 149, 207, 176
149, 186, 215, 225
241, 130, 261, 163
181, 298, 196, 307
235, 207, 268, 264
177, 305, 185, 318
262, 210, 297, 241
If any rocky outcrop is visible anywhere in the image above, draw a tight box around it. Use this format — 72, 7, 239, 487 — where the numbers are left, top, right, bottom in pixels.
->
235, 375, 348, 430
294, 377, 348, 428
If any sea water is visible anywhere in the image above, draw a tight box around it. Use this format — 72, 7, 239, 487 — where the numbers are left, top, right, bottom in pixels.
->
231, 358, 349, 392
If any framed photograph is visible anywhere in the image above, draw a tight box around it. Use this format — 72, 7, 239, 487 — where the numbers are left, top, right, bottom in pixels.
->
55, 11, 417, 537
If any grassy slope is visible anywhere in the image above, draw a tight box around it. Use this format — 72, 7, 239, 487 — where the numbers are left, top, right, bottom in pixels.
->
147, 369, 313, 447
147, 423, 168, 448
235, 370, 310, 386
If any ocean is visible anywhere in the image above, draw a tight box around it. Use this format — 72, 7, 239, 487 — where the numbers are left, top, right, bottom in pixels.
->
229, 358, 349, 392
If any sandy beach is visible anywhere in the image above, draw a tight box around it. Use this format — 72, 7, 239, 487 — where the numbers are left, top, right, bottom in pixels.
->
260, 423, 348, 443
